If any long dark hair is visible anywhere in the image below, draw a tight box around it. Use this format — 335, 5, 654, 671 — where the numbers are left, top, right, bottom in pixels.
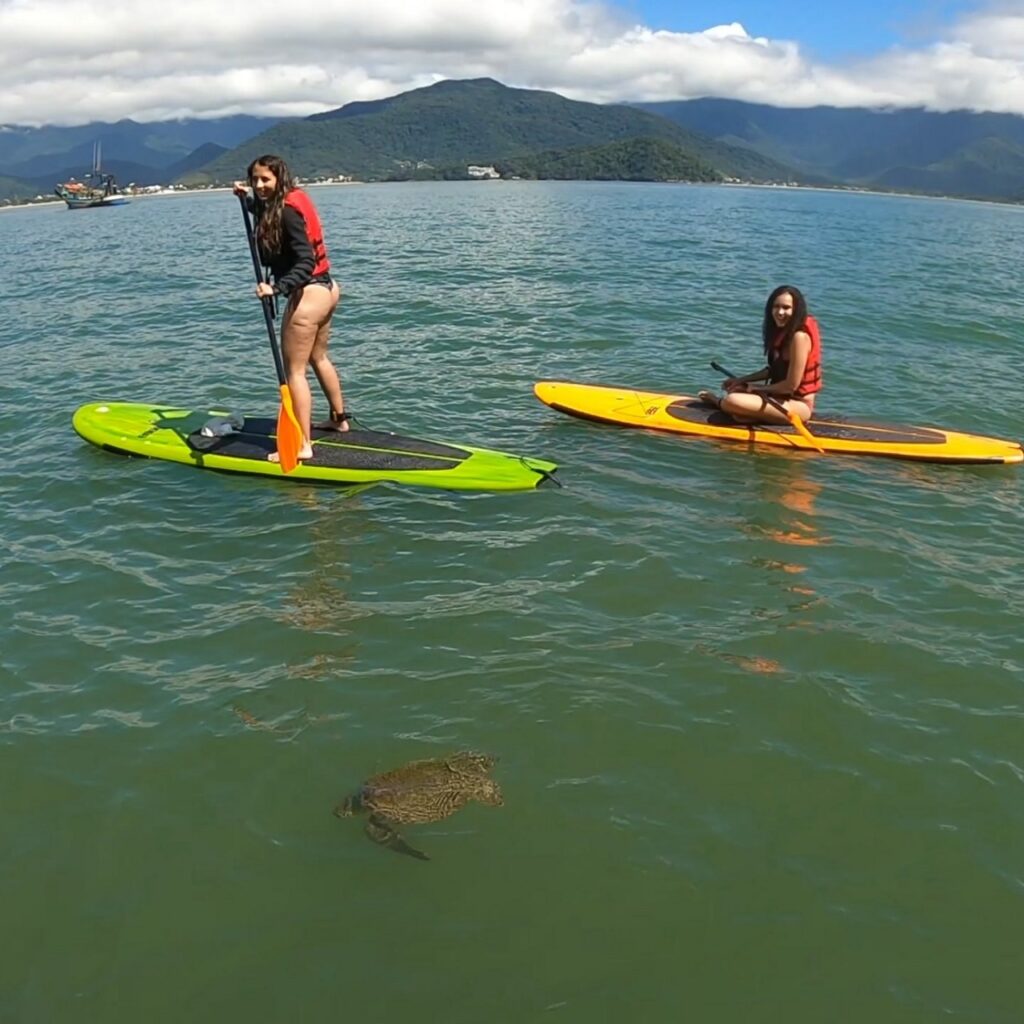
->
762, 284, 808, 357
247, 153, 296, 256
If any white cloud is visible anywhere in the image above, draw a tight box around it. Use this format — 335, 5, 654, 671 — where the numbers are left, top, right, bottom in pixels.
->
2, 0, 1023, 125
953, 5, 1024, 60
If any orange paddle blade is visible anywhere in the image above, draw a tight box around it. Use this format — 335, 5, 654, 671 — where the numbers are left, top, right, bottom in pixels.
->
786, 410, 824, 453
275, 384, 304, 473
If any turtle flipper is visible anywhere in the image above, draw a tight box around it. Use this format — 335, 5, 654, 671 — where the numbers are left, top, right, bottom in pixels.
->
366, 815, 429, 861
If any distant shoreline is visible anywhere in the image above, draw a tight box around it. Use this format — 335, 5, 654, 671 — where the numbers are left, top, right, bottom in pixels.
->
0, 179, 365, 213
720, 180, 1023, 209
3, 177, 1020, 213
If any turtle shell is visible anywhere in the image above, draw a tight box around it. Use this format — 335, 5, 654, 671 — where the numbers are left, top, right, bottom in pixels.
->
349, 751, 502, 824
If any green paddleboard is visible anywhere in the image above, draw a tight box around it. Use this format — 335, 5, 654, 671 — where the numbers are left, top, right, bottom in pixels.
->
73, 403, 558, 493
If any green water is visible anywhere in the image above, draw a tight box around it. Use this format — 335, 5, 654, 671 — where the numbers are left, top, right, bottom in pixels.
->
2, 183, 1022, 1022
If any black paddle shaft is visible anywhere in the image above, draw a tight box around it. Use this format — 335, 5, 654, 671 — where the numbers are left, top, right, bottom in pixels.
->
710, 360, 736, 379
238, 194, 287, 387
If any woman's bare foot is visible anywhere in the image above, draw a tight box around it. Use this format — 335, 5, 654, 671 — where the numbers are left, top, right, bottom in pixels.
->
697, 390, 722, 410
268, 445, 313, 463
314, 410, 351, 433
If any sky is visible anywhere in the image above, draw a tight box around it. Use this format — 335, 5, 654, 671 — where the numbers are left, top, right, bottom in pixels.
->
1, 0, 1023, 126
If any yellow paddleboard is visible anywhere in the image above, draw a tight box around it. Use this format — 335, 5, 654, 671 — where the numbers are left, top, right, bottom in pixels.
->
534, 381, 1023, 465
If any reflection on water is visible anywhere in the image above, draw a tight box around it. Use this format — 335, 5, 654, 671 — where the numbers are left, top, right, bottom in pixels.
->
739, 457, 826, 609
279, 486, 368, 639
229, 703, 310, 741
685, 452, 835, 678
743, 455, 825, 548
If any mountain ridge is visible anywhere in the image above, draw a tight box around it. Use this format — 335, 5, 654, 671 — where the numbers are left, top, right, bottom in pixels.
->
4, 82, 1024, 203
634, 98, 1024, 201
187, 78, 802, 186
0, 115, 286, 199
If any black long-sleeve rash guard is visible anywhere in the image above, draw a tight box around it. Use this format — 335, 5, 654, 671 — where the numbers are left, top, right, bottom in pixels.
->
257, 205, 319, 298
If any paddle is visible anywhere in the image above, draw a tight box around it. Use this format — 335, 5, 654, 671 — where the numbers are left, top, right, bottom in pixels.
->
237, 193, 303, 473
710, 360, 824, 453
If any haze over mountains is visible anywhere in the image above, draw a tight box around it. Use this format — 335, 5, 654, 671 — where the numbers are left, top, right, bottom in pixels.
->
635, 99, 1024, 203
3, 79, 1023, 203
0, 115, 285, 200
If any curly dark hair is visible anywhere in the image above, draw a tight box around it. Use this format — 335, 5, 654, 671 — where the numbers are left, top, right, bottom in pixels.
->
247, 154, 296, 256
761, 285, 808, 357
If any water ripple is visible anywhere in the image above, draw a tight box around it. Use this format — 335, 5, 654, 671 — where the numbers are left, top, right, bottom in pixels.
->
2, 183, 1023, 1021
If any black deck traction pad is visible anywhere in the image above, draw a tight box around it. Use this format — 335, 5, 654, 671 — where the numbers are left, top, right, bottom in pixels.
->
665, 400, 947, 446
186, 419, 471, 471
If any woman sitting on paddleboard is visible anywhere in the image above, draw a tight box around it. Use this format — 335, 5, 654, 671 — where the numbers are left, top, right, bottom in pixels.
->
698, 285, 821, 424
233, 154, 347, 463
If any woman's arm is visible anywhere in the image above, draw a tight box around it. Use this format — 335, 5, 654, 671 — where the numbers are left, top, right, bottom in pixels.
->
754, 330, 810, 397
725, 365, 771, 391
232, 183, 255, 212
272, 205, 317, 296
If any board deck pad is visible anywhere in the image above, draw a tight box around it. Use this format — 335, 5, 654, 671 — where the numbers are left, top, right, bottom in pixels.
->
666, 400, 948, 447
189, 419, 472, 471
73, 403, 558, 492
534, 381, 1023, 465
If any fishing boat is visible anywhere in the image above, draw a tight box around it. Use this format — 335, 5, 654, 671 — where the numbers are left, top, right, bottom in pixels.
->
54, 143, 130, 209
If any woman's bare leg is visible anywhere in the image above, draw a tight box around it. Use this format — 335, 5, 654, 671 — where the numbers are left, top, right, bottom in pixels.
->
309, 283, 345, 429
720, 392, 813, 424
268, 285, 335, 461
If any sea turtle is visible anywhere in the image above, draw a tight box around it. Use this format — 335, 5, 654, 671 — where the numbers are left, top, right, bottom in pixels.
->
334, 751, 503, 861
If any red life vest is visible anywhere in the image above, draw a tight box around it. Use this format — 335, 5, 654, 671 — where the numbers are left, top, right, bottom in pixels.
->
283, 189, 330, 277
770, 313, 822, 397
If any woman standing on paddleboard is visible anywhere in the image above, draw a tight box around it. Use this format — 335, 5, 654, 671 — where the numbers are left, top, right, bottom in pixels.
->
699, 285, 822, 424
233, 154, 348, 463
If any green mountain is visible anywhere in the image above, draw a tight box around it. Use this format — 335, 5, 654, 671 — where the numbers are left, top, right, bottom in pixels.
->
6, 87, 1024, 202
0, 115, 283, 201
0, 174, 40, 203
187, 78, 802, 185
0, 115, 284, 180
870, 136, 1024, 201
43, 157, 171, 190
635, 99, 1024, 201
494, 137, 723, 182
163, 142, 229, 181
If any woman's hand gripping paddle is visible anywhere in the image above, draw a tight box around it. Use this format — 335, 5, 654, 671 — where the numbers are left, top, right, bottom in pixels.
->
710, 360, 824, 453
238, 194, 303, 473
